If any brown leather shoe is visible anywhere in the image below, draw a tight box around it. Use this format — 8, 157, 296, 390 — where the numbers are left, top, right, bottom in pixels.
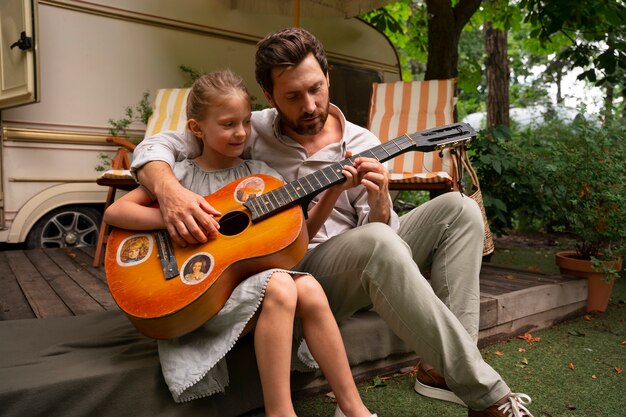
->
413, 358, 465, 406
468, 393, 534, 417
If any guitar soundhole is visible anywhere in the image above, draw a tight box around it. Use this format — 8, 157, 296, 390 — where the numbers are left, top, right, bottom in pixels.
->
218, 211, 250, 236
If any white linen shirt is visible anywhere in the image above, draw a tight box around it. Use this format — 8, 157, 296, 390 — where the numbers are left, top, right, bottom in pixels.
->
131, 104, 400, 247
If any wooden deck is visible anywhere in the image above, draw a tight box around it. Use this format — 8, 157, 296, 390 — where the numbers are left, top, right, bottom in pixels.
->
0, 246, 587, 346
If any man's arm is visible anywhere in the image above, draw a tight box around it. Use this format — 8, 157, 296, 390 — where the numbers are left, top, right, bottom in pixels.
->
131, 131, 219, 246
135, 163, 220, 247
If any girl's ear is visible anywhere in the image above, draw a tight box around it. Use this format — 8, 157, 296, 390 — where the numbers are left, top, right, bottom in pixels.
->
187, 119, 203, 139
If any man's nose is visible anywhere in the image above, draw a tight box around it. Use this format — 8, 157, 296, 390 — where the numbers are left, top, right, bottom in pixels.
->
302, 93, 316, 113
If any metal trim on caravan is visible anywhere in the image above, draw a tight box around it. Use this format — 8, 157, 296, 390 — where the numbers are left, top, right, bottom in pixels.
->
0, 0, 400, 248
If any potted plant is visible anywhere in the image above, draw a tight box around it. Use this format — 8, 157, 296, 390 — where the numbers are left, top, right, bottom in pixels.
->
528, 116, 625, 312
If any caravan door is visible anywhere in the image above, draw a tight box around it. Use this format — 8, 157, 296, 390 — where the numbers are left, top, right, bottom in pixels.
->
0, 0, 39, 109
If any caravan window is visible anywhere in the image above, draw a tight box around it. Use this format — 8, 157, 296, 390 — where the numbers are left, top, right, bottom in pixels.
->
329, 63, 383, 128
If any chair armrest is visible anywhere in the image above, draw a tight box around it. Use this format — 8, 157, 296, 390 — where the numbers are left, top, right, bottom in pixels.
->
106, 136, 137, 151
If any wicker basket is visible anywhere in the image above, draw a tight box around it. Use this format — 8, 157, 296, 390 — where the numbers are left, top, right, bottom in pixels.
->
455, 151, 495, 257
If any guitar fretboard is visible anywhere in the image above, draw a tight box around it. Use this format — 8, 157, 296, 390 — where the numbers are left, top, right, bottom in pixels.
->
243, 134, 417, 222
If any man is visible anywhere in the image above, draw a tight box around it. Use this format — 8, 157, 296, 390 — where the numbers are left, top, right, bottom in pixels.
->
131, 28, 534, 417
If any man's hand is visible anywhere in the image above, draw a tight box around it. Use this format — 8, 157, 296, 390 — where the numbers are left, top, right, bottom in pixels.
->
158, 183, 221, 246
335, 150, 360, 193
352, 156, 391, 224
137, 161, 220, 247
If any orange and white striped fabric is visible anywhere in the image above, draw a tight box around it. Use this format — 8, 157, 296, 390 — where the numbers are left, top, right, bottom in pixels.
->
144, 88, 191, 139
367, 79, 457, 186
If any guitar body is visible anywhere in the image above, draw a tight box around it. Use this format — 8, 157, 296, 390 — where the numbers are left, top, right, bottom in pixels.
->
105, 174, 308, 339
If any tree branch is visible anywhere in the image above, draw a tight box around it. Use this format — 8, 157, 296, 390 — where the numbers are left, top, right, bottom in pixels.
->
454, 0, 482, 33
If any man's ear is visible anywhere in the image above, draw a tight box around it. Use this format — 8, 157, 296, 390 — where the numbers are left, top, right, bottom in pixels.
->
262, 89, 275, 108
187, 119, 203, 139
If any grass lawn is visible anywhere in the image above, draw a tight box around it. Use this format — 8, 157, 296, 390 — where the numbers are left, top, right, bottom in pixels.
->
246, 239, 626, 417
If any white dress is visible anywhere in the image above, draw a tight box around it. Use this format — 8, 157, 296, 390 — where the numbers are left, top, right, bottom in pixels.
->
157, 159, 317, 403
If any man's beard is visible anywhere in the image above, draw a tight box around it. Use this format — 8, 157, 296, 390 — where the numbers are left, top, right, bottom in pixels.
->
276, 101, 329, 136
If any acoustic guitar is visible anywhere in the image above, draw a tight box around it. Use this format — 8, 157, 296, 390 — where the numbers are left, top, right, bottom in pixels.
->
105, 122, 476, 339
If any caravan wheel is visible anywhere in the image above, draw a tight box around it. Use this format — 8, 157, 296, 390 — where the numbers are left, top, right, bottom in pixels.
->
26, 206, 101, 249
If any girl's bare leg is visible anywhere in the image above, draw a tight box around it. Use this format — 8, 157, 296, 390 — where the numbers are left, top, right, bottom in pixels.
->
255, 272, 298, 417
294, 275, 372, 417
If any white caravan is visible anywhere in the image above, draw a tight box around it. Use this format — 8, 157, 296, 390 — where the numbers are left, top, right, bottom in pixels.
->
0, 0, 400, 248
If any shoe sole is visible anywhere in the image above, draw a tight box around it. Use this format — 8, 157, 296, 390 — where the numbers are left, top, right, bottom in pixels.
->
414, 378, 466, 406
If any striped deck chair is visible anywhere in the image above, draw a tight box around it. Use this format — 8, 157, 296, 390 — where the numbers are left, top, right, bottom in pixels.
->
367, 78, 459, 192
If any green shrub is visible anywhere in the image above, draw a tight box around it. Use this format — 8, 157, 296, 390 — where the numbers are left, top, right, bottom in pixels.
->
472, 114, 625, 262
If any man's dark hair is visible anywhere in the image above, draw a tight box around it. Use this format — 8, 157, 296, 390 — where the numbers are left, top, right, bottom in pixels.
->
255, 27, 328, 96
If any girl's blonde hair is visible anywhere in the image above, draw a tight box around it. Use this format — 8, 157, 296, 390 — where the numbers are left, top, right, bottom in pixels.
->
186, 70, 251, 122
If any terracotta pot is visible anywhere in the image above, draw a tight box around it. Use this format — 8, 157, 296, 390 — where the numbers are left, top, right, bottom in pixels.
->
555, 251, 623, 313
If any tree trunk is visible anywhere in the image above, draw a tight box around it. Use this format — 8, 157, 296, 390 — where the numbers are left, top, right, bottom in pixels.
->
424, 0, 482, 80
555, 70, 563, 104
484, 21, 510, 128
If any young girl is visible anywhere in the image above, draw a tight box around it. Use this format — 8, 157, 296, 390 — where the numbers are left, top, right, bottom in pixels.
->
104, 70, 375, 417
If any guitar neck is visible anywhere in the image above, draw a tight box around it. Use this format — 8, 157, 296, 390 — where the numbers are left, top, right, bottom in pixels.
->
243, 122, 475, 222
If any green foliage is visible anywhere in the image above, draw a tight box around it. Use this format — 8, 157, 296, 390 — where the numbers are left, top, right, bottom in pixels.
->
179, 65, 202, 87
525, 118, 626, 261
361, 0, 429, 80
393, 190, 430, 215
107, 91, 153, 138
467, 125, 522, 232
94, 153, 113, 173
101, 91, 153, 172
472, 115, 626, 263
520, 0, 626, 89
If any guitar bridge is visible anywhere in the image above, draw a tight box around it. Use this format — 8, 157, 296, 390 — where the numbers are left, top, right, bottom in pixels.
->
155, 230, 179, 280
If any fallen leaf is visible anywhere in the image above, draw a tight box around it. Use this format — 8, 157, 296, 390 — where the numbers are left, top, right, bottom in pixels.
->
505, 274, 514, 280
517, 333, 541, 343
591, 375, 597, 379
569, 362, 575, 370
565, 403, 577, 410
518, 348, 526, 353
495, 351, 505, 356
583, 315, 593, 321
621, 340, 626, 346
366, 376, 386, 390
527, 265, 541, 272
615, 367, 623, 374
326, 392, 336, 400
520, 358, 529, 365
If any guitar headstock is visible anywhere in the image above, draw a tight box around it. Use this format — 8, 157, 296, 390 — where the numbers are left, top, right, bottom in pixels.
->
407, 122, 476, 152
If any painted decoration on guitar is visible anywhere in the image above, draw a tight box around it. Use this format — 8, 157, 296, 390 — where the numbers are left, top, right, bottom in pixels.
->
116, 234, 153, 266
180, 253, 215, 285
234, 176, 265, 203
